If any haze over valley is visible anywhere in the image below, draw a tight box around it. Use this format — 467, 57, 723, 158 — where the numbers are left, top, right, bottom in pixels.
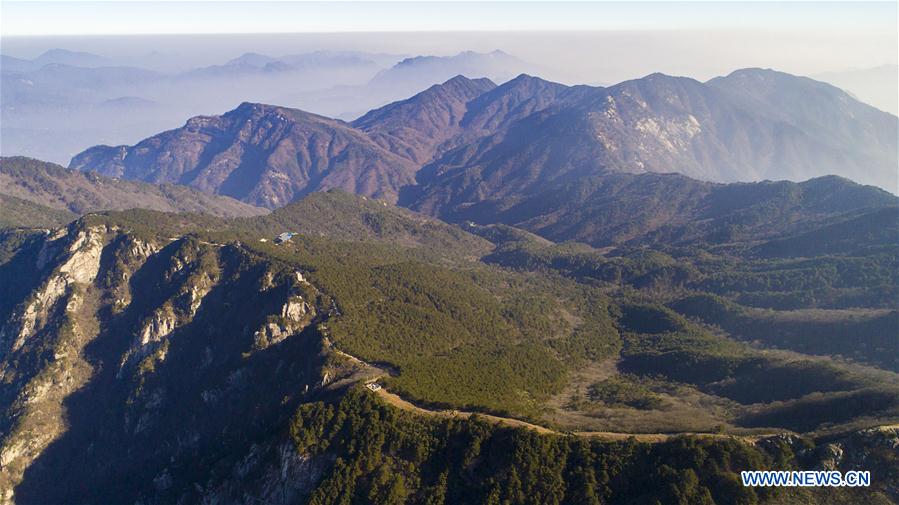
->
3, 29, 897, 173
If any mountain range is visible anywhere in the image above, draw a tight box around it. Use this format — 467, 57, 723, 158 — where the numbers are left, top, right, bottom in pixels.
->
0, 49, 529, 165
407, 70, 897, 216
364, 50, 532, 100
0, 49, 112, 73
447, 172, 898, 250
187, 51, 386, 78
69, 68, 897, 214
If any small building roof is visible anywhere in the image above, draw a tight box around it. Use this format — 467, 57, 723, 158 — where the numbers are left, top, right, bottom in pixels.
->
275, 232, 298, 242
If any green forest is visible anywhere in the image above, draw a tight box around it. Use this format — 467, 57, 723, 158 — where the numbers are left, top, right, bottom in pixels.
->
68, 195, 899, 435
290, 389, 897, 505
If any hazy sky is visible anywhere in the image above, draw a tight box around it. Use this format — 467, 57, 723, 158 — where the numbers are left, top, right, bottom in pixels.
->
1, 1, 896, 167
2, 1, 896, 36
1, 1, 896, 83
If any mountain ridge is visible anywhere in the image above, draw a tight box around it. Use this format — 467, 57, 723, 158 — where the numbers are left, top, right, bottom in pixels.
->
0, 156, 266, 222
68, 68, 899, 215
352, 75, 497, 163
407, 69, 897, 216
70, 102, 419, 208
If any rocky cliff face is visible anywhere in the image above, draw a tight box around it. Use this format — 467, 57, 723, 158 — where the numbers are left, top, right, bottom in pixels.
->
0, 222, 348, 504
0, 225, 105, 501
755, 425, 899, 502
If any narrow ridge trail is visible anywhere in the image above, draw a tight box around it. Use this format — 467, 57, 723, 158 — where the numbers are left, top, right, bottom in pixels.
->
329, 341, 775, 443
370, 384, 774, 443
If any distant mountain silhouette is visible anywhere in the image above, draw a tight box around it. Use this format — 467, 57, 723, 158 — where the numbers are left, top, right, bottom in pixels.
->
365, 50, 532, 99
187, 50, 389, 78
0, 48, 111, 73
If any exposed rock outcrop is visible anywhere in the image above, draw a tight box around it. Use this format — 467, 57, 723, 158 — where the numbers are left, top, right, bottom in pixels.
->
0, 224, 336, 504
189, 439, 328, 505
0, 225, 108, 503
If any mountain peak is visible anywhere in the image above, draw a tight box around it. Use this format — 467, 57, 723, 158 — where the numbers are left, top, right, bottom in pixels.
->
37, 48, 100, 59
438, 74, 497, 91
497, 73, 567, 91
34, 48, 109, 67
225, 52, 277, 67
188, 101, 280, 126
602, 72, 705, 101
38, 48, 77, 58
370, 50, 529, 97
230, 101, 282, 114
352, 75, 497, 164
442, 74, 475, 85
355, 76, 495, 126
708, 68, 816, 91
505, 73, 541, 84
71, 102, 417, 207
222, 102, 328, 124
459, 72, 569, 129
708, 68, 843, 93
637, 71, 701, 85
720, 67, 789, 80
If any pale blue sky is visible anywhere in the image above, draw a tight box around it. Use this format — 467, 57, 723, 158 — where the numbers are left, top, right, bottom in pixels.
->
2, 1, 896, 36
